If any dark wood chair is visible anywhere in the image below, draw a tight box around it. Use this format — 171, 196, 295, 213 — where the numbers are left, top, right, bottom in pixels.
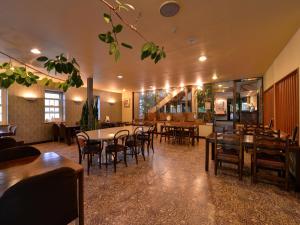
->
214, 133, 243, 180
105, 130, 130, 172
52, 123, 60, 141
5, 125, 17, 137
75, 131, 102, 175
126, 126, 144, 163
141, 125, 155, 154
0, 167, 78, 225
251, 135, 290, 190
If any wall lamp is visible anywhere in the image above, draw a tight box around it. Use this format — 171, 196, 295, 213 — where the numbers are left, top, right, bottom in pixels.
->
73, 97, 83, 103
23, 93, 38, 101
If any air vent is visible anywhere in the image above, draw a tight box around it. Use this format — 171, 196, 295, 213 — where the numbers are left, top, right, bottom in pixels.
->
160, 1, 180, 17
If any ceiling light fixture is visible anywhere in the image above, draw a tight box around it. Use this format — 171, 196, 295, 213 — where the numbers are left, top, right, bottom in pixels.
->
198, 55, 207, 62
218, 84, 222, 87
160, 1, 180, 17
117, 75, 123, 79
30, 48, 41, 55
122, 89, 126, 92
212, 74, 218, 80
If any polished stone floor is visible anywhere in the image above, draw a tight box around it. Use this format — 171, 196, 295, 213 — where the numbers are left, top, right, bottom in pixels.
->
35, 138, 300, 225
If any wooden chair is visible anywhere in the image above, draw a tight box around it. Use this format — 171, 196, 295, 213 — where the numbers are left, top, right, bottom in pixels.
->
6, 125, 17, 136
105, 130, 130, 172
125, 126, 144, 163
75, 131, 102, 175
139, 125, 155, 154
0, 167, 78, 225
251, 135, 290, 190
214, 133, 244, 180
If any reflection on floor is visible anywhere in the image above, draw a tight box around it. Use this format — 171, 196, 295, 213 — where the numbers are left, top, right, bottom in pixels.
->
35, 138, 300, 225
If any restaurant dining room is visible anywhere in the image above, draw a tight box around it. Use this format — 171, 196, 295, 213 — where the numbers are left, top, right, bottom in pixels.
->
1, 0, 300, 224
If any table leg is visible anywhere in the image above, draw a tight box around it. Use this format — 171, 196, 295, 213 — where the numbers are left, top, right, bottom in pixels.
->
78, 170, 84, 225
191, 128, 195, 146
205, 139, 209, 171
211, 142, 215, 160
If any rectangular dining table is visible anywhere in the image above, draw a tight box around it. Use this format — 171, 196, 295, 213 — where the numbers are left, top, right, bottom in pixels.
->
160, 122, 199, 146
205, 132, 288, 172
83, 125, 150, 142
0, 152, 84, 225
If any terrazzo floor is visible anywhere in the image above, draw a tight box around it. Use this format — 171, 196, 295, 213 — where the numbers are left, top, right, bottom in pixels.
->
35, 138, 300, 225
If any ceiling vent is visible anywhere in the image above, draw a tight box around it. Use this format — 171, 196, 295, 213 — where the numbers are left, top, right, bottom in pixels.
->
160, 1, 180, 17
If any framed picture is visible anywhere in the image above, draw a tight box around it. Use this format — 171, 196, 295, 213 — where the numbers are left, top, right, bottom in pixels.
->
124, 98, 130, 108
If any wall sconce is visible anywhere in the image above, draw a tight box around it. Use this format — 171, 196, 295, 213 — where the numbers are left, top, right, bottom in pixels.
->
23, 93, 38, 101
73, 96, 83, 103
107, 98, 116, 105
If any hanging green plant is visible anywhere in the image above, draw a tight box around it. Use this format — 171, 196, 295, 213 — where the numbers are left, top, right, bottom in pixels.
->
36, 53, 84, 92
98, 0, 166, 63
0, 62, 39, 88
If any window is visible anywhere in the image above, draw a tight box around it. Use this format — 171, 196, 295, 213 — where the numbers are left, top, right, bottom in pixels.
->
94, 96, 101, 120
44, 91, 65, 122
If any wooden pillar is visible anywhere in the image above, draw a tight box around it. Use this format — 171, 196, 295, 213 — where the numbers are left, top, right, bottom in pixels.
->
87, 77, 94, 130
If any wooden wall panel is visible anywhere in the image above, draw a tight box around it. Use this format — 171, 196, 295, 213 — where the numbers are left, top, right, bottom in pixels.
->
275, 70, 299, 136
263, 86, 274, 126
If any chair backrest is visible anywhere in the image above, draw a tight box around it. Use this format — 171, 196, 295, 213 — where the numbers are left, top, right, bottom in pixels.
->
292, 126, 298, 142
0, 146, 41, 163
8, 125, 17, 135
75, 131, 89, 159
113, 130, 129, 145
0, 167, 78, 225
0, 137, 17, 150
215, 133, 242, 151
253, 135, 289, 159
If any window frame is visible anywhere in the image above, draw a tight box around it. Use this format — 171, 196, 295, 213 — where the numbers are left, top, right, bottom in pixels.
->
44, 90, 65, 122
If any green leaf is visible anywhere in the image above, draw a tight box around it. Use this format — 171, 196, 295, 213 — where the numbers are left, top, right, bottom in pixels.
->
121, 42, 133, 49
141, 50, 151, 60
36, 56, 48, 62
98, 33, 106, 42
55, 63, 63, 73
154, 54, 161, 64
142, 42, 152, 52
109, 42, 117, 55
114, 49, 120, 61
113, 24, 123, 33
103, 13, 111, 23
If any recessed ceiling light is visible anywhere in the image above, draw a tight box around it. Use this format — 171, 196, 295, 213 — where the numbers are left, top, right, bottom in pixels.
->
30, 48, 41, 55
198, 56, 207, 62
141, 88, 144, 93
122, 89, 126, 92
218, 84, 222, 87
117, 75, 123, 79
212, 74, 218, 80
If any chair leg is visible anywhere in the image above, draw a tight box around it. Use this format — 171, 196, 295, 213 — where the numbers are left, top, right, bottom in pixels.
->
141, 143, 146, 161
87, 154, 90, 176
114, 152, 117, 172
285, 169, 289, 191
98, 152, 102, 169
105, 152, 108, 169
124, 150, 128, 167
134, 146, 138, 164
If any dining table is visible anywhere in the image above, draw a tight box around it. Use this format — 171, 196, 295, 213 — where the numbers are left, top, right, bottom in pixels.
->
83, 125, 150, 142
205, 131, 289, 172
160, 122, 199, 146
0, 152, 84, 225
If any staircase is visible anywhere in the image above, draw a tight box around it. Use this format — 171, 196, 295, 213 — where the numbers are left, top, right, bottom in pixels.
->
148, 88, 182, 113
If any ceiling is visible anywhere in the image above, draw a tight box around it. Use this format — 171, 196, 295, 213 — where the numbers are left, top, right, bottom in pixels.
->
0, 0, 300, 92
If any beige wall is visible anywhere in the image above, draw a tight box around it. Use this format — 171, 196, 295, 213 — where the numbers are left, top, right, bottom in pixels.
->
122, 91, 133, 122
8, 83, 122, 143
264, 28, 300, 90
